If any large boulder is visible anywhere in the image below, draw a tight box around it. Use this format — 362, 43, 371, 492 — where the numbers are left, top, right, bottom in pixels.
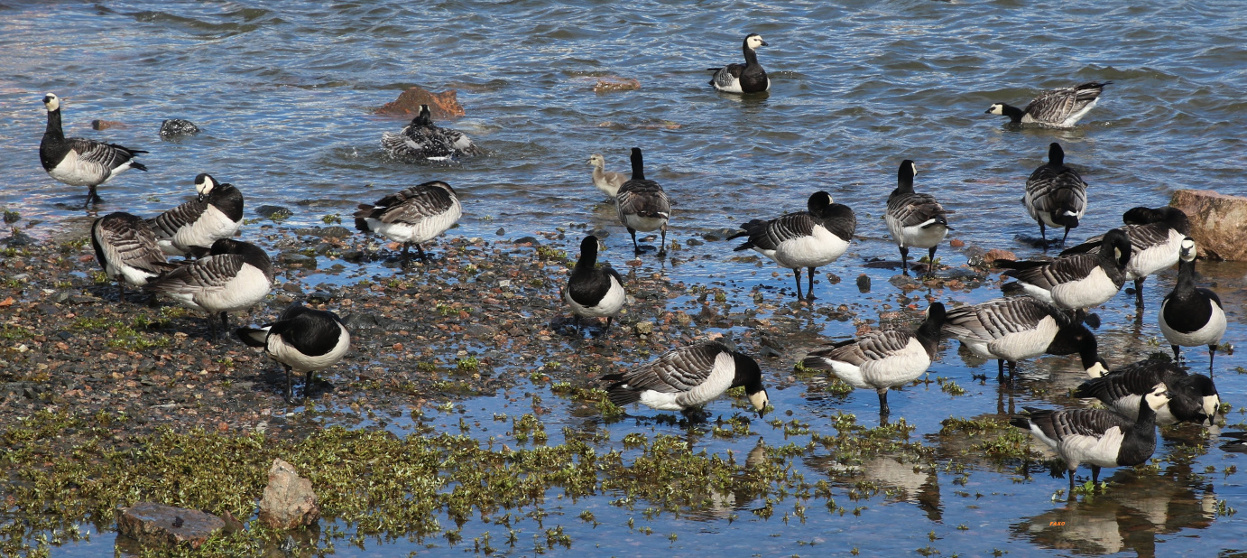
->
115, 502, 225, 549
258, 458, 320, 529
1170, 190, 1247, 260
375, 86, 465, 119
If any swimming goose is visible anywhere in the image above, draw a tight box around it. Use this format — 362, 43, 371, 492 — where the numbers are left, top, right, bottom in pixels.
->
1011, 384, 1168, 496
729, 191, 856, 300
381, 104, 480, 161
354, 180, 462, 265
998, 228, 1131, 312
986, 81, 1111, 127
145, 238, 274, 341
1060, 206, 1190, 308
709, 33, 770, 94
615, 147, 671, 255
885, 160, 950, 276
602, 340, 770, 419
802, 303, 946, 415
1159, 238, 1226, 375
91, 212, 176, 301
563, 235, 626, 336
1023, 143, 1088, 248
148, 173, 245, 258
1074, 359, 1219, 426
237, 303, 351, 403
941, 296, 1106, 380
40, 93, 147, 207
588, 153, 627, 200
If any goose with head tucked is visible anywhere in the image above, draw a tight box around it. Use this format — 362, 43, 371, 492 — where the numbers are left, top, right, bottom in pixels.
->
145, 238, 274, 341
40, 93, 147, 207
729, 191, 856, 300
91, 212, 176, 301
1074, 359, 1219, 426
997, 228, 1131, 313
354, 180, 462, 266
709, 33, 770, 94
563, 235, 626, 337
615, 147, 671, 256
381, 104, 480, 162
238, 303, 351, 403
148, 173, 244, 258
941, 296, 1107, 380
1061, 206, 1190, 308
602, 340, 770, 420
1159, 238, 1226, 375
1023, 142, 1088, 248
986, 81, 1111, 127
886, 160, 951, 276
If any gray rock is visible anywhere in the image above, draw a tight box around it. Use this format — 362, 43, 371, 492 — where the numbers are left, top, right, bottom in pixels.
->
116, 502, 224, 549
255, 205, 294, 221
295, 226, 353, 239
259, 458, 320, 530
856, 274, 871, 293
158, 119, 200, 139
279, 252, 317, 269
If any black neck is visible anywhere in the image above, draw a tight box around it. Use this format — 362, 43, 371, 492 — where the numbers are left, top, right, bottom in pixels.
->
742, 44, 760, 66
44, 108, 64, 142
915, 316, 944, 359
1172, 257, 1196, 298
572, 246, 599, 276
630, 150, 646, 181
1001, 104, 1024, 123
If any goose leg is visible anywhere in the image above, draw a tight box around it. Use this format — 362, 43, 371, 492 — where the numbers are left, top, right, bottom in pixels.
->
628, 228, 641, 254
657, 225, 667, 257
792, 268, 803, 300
1008, 360, 1017, 378
1060, 226, 1072, 247
1038, 222, 1048, 250
806, 267, 816, 300
1133, 277, 1145, 308
117, 281, 126, 303
304, 370, 315, 400
899, 246, 910, 275
1091, 465, 1101, 491
997, 359, 1005, 381
414, 244, 428, 262
283, 364, 295, 403
877, 389, 890, 416
927, 246, 938, 277
1068, 470, 1076, 499
1171, 345, 1181, 363
603, 316, 613, 334
401, 242, 411, 267
1209, 344, 1217, 376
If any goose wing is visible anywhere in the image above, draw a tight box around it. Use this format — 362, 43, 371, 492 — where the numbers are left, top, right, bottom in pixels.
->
1024, 82, 1108, 124
362, 183, 458, 224
732, 212, 814, 251
1001, 254, 1099, 290
710, 63, 745, 87
887, 192, 948, 228
145, 253, 246, 295
616, 180, 671, 219
93, 214, 171, 274
617, 342, 727, 393
148, 198, 209, 238
67, 137, 146, 173
1025, 168, 1086, 217
807, 330, 912, 366
942, 297, 1055, 341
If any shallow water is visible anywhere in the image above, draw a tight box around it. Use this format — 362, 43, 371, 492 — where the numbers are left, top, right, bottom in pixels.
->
3, 1, 1247, 556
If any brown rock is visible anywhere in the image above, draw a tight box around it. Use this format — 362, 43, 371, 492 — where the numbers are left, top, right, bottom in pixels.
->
375, 86, 465, 119
258, 458, 320, 529
1170, 190, 1247, 260
949, 239, 965, 248
91, 119, 126, 130
983, 249, 1017, 265
593, 77, 640, 94
116, 502, 225, 549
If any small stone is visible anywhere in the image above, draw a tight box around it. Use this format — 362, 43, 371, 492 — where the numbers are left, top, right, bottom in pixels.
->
496, 227, 506, 236
258, 458, 320, 530
91, 119, 126, 130
983, 249, 1017, 266
856, 274, 871, 293
159, 119, 200, 139
950, 239, 965, 248
634, 321, 655, 336
116, 502, 224, 549
256, 205, 294, 221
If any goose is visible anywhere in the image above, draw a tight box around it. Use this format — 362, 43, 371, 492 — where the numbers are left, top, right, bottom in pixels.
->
1074, 359, 1219, 426
802, 303, 946, 415
998, 228, 1132, 312
381, 104, 479, 161
1011, 384, 1168, 496
986, 81, 1111, 127
1060, 206, 1190, 308
148, 173, 245, 258
237, 303, 351, 403
729, 191, 856, 300
91, 212, 176, 301
563, 235, 626, 336
885, 160, 951, 276
1159, 238, 1226, 375
588, 153, 627, 200
1023, 143, 1088, 248
708, 33, 770, 94
145, 238, 274, 340
941, 296, 1107, 380
39, 93, 147, 207
602, 340, 770, 419
615, 147, 671, 255
354, 180, 462, 265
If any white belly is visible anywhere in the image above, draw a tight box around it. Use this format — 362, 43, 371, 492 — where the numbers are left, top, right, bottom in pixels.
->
988, 317, 1059, 361
1159, 300, 1227, 347
622, 213, 668, 233
564, 276, 625, 318
1050, 267, 1119, 309
189, 265, 272, 313
768, 226, 850, 269
366, 203, 462, 244
268, 323, 351, 373
172, 206, 241, 253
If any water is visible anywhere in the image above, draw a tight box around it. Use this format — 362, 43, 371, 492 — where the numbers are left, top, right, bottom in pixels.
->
2, 1, 1246, 556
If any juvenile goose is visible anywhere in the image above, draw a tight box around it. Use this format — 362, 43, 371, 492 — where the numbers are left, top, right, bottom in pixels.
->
1159, 238, 1226, 375
986, 81, 1111, 127
588, 153, 627, 200
941, 296, 1107, 380
148, 173, 245, 258
145, 238, 274, 341
354, 181, 462, 265
237, 303, 351, 403
91, 212, 176, 301
885, 160, 951, 276
1074, 359, 1219, 426
40, 93, 147, 206
998, 228, 1132, 312
1023, 143, 1088, 248
730, 191, 856, 300
802, 303, 946, 415
615, 148, 671, 255
381, 104, 480, 161
602, 340, 770, 419
563, 235, 626, 336
1061, 206, 1190, 308
1011, 384, 1168, 495
709, 33, 770, 94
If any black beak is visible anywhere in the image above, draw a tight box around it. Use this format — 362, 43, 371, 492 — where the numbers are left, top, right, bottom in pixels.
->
760, 40, 770, 47
984, 108, 993, 114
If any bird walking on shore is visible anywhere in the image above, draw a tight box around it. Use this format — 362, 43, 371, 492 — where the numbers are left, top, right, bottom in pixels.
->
238, 303, 351, 403
563, 235, 626, 337
615, 148, 671, 256
1023, 142, 1087, 248
603, 340, 770, 420
730, 191, 856, 300
40, 93, 147, 207
145, 238, 274, 341
354, 181, 462, 266
885, 160, 950, 276
998, 229, 1131, 313
1060, 206, 1190, 308
1159, 238, 1226, 375
91, 212, 175, 301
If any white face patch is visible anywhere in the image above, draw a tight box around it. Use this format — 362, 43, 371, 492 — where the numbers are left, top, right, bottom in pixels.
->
748, 389, 770, 413
1085, 361, 1108, 378
987, 103, 1003, 115
908, 161, 917, 178
196, 176, 216, 196
1114, 247, 1122, 261
1145, 385, 1170, 411
748, 35, 765, 49
43, 93, 60, 111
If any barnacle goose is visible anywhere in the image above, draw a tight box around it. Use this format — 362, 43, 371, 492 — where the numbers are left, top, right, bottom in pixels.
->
1011, 384, 1168, 496
941, 296, 1107, 380
709, 33, 770, 94
1061, 206, 1190, 308
1159, 238, 1226, 375
602, 340, 770, 419
238, 303, 351, 403
91, 212, 175, 301
730, 191, 856, 300
1074, 359, 1219, 426
802, 303, 946, 415
148, 173, 244, 258
998, 228, 1132, 312
1023, 143, 1088, 248
40, 93, 147, 207
354, 180, 462, 265
380, 104, 480, 161
588, 153, 627, 200
615, 148, 671, 256
885, 160, 951, 276
563, 235, 626, 336
986, 81, 1111, 127
145, 238, 274, 340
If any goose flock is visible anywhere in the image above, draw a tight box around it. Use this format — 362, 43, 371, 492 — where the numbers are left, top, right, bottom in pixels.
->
38, 33, 1230, 496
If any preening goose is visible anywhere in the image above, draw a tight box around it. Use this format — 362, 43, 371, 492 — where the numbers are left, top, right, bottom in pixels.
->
615, 147, 671, 255
145, 238, 274, 341
1023, 142, 1087, 248
602, 340, 770, 419
148, 173, 244, 258
91, 212, 175, 301
941, 296, 1106, 380
986, 81, 1111, 127
709, 33, 770, 94
563, 235, 626, 336
1074, 359, 1219, 426
381, 104, 480, 161
885, 160, 950, 276
998, 228, 1132, 312
1061, 206, 1190, 308
238, 303, 351, 403
1159, 238, 1226, 375
588, 153, 627, 200
40, 93, 147, 207
354, 181, 462, 265
730, 191, 856, 300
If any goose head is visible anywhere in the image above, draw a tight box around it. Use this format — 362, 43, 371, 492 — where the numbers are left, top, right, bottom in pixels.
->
733, 352, 770, 418
807, 191, 834, 215
1047, 142, 1065, 166
1144, 383, 1171, 412
194, 173, 218, 200
42, 93, 61, 112
588, 153, 605, 169
1102, 228, 1132, 268
985, 103, 1005, 115
744, 33, 768, 51
413, 104, 434, 126
1179, 237, 1196, 262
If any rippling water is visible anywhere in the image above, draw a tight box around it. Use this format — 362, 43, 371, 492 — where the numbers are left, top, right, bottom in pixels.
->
2, 1, 1246, 556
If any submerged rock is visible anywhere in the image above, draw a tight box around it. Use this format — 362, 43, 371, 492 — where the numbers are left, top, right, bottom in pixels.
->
259, 458, 320, 530
116, 502, 224, 549
376, 86, 465, 119
159, 119, 200, 139
1170, 190, 1247, 260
